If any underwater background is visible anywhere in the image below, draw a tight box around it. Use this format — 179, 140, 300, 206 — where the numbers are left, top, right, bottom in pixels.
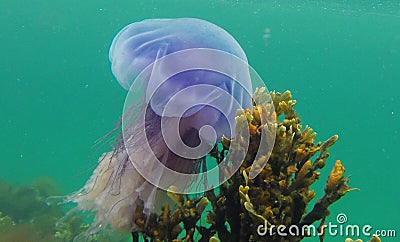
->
1, 0, 399, 241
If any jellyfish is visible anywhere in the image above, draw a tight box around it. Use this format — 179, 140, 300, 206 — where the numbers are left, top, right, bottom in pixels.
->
66, 18, 255, 237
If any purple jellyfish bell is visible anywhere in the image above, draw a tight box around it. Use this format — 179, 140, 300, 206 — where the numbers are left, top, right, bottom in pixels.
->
66, 18, 255, 238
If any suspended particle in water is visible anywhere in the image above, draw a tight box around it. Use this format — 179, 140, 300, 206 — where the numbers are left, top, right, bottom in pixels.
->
263, 27, 271, 46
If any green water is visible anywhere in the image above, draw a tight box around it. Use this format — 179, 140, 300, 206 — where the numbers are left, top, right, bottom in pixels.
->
1, 1, 399, 241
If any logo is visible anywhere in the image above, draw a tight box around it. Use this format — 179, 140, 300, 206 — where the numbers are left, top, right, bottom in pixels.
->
122, 48, 276, 194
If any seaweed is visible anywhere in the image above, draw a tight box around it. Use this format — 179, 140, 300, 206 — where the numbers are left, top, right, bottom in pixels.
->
345, 235, 381, 242
0, 177, 90, 242
129, 90, 361, 242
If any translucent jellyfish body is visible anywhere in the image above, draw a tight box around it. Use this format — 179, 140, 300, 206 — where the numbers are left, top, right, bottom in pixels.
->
67, 18, 257, 238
